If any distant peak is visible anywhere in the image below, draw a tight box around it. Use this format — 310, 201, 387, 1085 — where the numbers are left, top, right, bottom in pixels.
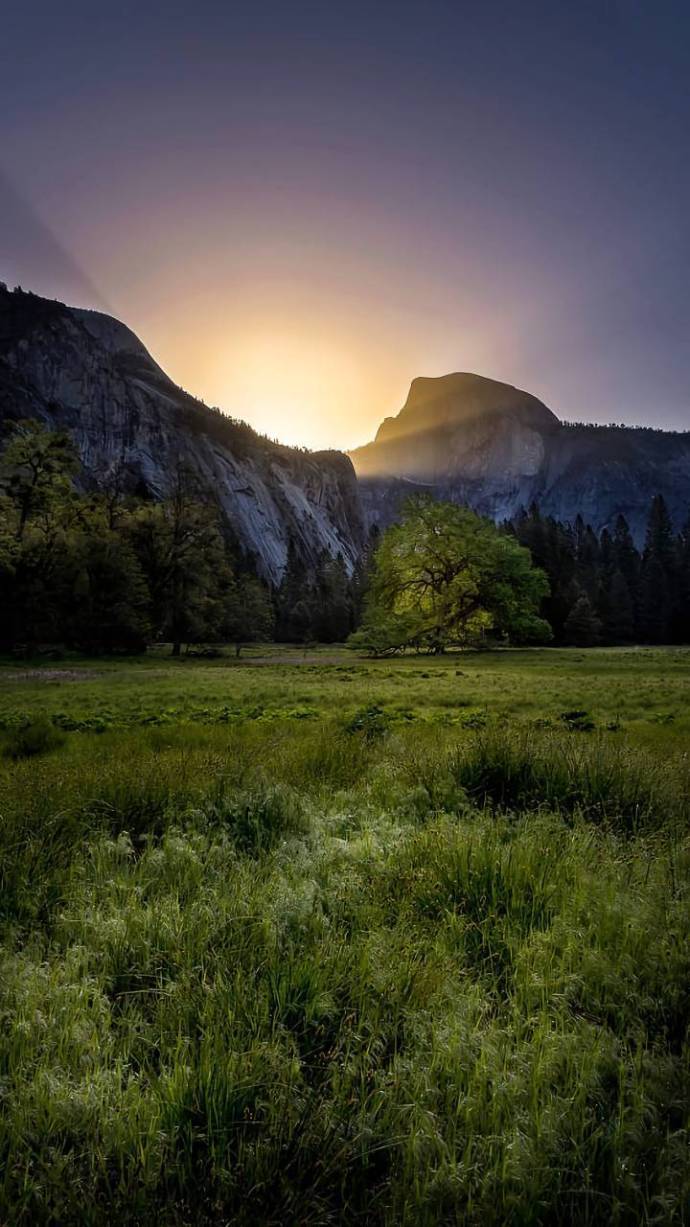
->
374, 371, 558, 446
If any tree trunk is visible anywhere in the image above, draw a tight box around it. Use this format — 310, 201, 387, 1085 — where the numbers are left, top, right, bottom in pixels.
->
171, 641, 181, 657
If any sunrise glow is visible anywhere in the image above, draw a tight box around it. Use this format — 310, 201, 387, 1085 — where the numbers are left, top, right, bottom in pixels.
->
201, 327, 370, 450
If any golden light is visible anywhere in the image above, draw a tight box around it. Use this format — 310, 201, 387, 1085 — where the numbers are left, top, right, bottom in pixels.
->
204, 327, 369, 452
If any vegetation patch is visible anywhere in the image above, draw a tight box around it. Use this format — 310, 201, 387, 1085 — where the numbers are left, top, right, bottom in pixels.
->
2, 715, 66, 760
449, 729, 681, 831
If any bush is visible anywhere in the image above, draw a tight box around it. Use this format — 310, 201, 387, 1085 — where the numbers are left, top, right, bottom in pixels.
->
344, 704, 391, 741
2, 717, 66, 760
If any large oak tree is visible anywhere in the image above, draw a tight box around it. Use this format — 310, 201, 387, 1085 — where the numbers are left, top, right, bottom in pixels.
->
350, 496, 550, 655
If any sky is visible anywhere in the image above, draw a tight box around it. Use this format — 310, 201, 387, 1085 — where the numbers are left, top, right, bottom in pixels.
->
1, 0, 689, 449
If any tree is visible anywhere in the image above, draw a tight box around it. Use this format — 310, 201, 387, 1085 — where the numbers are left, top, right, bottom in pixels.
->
350, 497, 550, 655
644, 494, 677, 570
351, 525, 378, 627
0, 493, 20, 645
1, 506, 72, 645
612, 514, 640, 601
275, 544, 317, 642
66, 514, 151, 652
563, 593, 602, 646
0, 422, 82, 647
0, 419, 78, 540
596, 529, 613, 640
639, 495, 676, 643
223, 575, 274, 656
128, 464, 230, 655
313, 553, 354, 642
573, 514, 601, 602
601, 571, 635, 643
676, 512, 690, 643
512, 505, 576, 641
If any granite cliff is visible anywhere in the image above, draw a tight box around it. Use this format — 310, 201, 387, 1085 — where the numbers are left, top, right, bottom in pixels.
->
0, 287, 365, 583
2, 289, 688, 562
350, 373, 690, 542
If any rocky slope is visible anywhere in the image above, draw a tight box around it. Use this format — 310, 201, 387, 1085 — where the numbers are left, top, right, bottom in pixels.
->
350, 373, 690, 541
0, 287, 365, 583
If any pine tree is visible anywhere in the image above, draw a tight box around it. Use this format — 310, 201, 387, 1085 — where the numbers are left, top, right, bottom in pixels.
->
223, 575, 274, 656
314, 553, 353, 642
639, 495, 676, 643
563, 592, 602, 646
573, 515, 600, 601
612, 514, 640, 591
611, 514, 640, 635
676, 512, 690, 643
276, 543, 316, 642
596, 528, 615, 641
603, 570, 635, 643
644, 494, 676, 569
638, 558, 671, 643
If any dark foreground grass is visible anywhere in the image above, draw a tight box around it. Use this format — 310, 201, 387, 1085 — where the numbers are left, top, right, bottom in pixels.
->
0, 657, 688, 1224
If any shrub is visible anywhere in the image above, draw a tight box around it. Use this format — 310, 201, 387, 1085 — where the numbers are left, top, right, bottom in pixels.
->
344, 704, 391, 741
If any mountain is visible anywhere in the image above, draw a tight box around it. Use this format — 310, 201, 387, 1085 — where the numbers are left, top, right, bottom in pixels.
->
0, 287, 364, 583
350, 373, 690, 541
2, 288, 687, 564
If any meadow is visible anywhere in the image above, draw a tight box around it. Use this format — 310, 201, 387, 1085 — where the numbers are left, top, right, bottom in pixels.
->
0, 646, 688, 1224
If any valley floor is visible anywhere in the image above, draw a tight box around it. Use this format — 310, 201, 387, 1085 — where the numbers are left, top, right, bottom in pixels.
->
0, 647, 688, 1224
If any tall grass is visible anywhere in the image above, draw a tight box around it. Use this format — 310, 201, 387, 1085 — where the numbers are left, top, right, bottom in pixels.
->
449, 728, 688, 831
0, 714, 687, 1223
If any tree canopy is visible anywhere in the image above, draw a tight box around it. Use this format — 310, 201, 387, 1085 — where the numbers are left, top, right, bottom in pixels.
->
2, 422, 689, 656
511, 495, 690, 646
222, 573, 275, 656
349, 497, 551, 655
0, 422, 274, 656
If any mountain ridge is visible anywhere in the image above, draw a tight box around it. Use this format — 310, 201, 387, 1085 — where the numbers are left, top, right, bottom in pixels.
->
1, 287, 688, 557
350, 372, 690, 542
0, 286, 365, 583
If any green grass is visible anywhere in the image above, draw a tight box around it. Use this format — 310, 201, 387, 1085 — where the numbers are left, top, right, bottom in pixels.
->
2, 644, 690, 749
0, 647, 688, 1224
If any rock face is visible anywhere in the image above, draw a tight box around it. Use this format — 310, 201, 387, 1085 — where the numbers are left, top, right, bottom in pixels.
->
2, 289, 687, 563
350, 373, 690, 542
0, 288, 365, 583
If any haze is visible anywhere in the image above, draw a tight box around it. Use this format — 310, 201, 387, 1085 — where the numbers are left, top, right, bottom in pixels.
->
1, 0, 689, 449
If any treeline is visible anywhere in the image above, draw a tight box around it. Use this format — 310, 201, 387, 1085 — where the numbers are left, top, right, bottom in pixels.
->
0, 421, 278, 655
509, 498, 690, 645
275, 545, 366, 644
0, 420, 362, 655
2, 420, 689, 654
